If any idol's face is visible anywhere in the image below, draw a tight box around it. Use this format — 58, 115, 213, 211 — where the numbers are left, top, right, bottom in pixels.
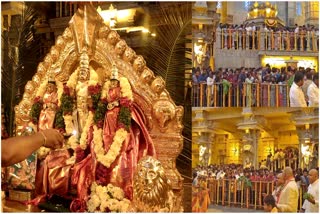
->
110, 79, 119, 88
47, 83, 56, 93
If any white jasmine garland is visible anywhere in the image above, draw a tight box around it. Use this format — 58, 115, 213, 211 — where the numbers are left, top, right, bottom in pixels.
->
87, 182, 130, 212
67, 135, 78, 150
119, 77, 133, 101
66, 69, 79, 89
63, 115, 73, 134
79, 111, 94, 150
93, 126, 128, 168
37, 147, 51, 160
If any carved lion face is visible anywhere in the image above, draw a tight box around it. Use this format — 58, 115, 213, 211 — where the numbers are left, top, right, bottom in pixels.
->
133, 156, 171, 210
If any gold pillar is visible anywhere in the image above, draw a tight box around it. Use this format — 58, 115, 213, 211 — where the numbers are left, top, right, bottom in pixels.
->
221, 2, 228, 24
305, 1, 319, 25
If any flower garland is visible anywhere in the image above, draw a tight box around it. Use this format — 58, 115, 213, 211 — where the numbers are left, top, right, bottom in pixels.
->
61, 69, 99, 150
87, 182, 130, 212
92, 77, 133, 168
79, 111, 93, 150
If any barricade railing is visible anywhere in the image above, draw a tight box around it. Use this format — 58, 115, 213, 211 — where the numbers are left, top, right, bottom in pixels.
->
192, 82, 289, 107
207, 178, 308, 211
216, 29, 319, 52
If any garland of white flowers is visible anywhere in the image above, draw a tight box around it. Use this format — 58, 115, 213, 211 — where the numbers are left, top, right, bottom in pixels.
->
92, 77, 133, 168
87, 182, 130, 212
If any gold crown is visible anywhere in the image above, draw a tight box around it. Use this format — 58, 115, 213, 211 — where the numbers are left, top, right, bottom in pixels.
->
48, 73, 56, 84
111, 64, 118, 80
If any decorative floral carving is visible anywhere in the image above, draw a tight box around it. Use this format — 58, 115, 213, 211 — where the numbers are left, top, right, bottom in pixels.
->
31, 74, 41, 86
107, 31, 120, 45
43, 55, 53, 68
133, 55, 146, 73
176, 106, 184, 129
151, 77, 165, 95
24, 81, 36, 95
62, 27, 73, 41
123, 47, 136, 63
50, 46, 59, 62
153, 98, 175, 132
55, 36, 65, 49
141, 68, 155, 84
98, 25, 111, 39
115, 39, 127, 57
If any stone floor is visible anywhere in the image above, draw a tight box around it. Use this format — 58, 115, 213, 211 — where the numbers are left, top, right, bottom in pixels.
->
207, 204, 263, 213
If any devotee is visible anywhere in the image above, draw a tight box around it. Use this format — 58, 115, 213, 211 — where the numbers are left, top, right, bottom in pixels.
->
302, 72, 313, 104
272, 173, 285, 202
289, 71, 307, 107
264, 195, 278, 212
301, 169, 319, 213
1, 129, 64, 167
277, 167, 299, 212
307, 74, 319, 107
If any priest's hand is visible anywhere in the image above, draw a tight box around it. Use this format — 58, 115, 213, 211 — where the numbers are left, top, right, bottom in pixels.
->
40, 129, 64, 149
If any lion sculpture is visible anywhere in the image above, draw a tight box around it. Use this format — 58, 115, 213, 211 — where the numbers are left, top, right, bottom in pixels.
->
131, 156, 178, 212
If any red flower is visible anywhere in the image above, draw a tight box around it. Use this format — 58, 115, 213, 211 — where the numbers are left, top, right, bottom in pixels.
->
63, 84, 71, 95
120, 97, 132, 107
70, 199, 86, 212
33, 96, 42, 103
96, 163, 108, 185
88, 84, 101, 95
97, 120, 104, 129
117, 123, 126, 130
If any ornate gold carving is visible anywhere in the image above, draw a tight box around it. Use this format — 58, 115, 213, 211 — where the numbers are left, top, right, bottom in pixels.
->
107, 30, 120, 45
151, 77, 165, 95
62, 27, 73, 41
55, 36, 65, 49
141, 68, 155, 84
153, 93, 176, 132
123, 47, 136, 63
133, 55, 146, 73
43, 54, 53, 69
50, 46, 59, 62
114, 39, 127, 57
132, 156, 177, 212
31, 74, 42, 86
176, 106, 184, 130
15, 4, 184, 210
98, 25, 111, 39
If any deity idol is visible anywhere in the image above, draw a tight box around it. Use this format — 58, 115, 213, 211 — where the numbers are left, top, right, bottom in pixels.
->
70, 64, 156, 212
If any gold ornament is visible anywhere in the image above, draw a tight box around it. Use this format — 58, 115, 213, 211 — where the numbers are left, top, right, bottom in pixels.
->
132, 156, 176, 212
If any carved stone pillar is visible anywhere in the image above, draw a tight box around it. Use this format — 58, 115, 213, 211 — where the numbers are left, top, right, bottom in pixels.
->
260, 32, 265, 50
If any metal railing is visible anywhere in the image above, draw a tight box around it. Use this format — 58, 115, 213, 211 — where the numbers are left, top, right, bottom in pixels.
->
207, 178, 307, 211
216, 29, 319, 52
192, 82, 290, 107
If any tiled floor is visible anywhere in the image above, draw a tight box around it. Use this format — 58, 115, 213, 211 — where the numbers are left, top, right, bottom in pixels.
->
207, 204, 263, 213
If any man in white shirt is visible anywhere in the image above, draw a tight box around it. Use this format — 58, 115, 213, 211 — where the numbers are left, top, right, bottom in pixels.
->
307, 75, 319, 107
290, 71, 307, 107
302, 169, 319, 213
277, 167, 299, 212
